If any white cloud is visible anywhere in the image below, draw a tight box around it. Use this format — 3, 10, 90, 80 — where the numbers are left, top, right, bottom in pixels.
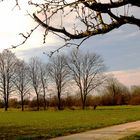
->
108, 69, 140, 87
0, 1, 32, 51
0, 1, 64, 53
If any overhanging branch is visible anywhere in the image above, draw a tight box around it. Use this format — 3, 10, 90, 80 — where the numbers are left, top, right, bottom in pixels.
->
33, 13, 124, 39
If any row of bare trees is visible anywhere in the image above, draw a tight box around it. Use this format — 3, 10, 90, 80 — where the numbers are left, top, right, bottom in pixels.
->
1, 78, 140, 109
0, 49, 106, 111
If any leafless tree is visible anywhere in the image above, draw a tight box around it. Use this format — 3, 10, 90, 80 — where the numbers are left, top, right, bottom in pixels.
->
0, 50, 18, 111
28, 57, 41, 111
48, 54, 70, 110
131, 85, 140, 96
14, 60, 30, 111
10, 0, 140, 53
39, 62, 48, 110
105, 77, 130, 105
67, 50, 106, 109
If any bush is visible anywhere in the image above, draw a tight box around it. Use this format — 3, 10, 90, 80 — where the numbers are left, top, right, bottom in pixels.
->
9, 98, 18, 108
129, 96, 140, 105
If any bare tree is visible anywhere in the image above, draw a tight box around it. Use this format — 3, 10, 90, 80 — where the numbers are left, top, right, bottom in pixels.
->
48, 54, 70, 110
28, 57, 41, 111
39, 62, 48, 110
0, 50, 17, 111
10, 0, 140, 52
131, 85, 140, 96
67, 50, 106, 109
105, 77, 130, 105
14, 60, 30, 111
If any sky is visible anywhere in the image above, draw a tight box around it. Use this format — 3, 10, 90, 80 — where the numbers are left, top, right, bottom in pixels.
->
0, 0, 140, 87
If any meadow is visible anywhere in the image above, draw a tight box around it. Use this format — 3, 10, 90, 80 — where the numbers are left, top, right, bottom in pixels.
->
1, 106, 140, 140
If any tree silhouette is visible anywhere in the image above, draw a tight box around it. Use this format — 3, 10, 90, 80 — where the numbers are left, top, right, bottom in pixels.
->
0, 50, 18, 111
67, 50, 106, 109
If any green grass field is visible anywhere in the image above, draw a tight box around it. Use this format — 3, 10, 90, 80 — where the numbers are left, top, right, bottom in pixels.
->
1, 106, 140, 140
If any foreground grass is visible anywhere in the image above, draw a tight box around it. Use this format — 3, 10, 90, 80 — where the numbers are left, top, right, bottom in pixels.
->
120, 132, 140, 140
1, 106, 140, 139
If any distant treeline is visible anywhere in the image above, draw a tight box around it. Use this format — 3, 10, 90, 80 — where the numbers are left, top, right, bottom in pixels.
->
0, 49, 139, 111
0, 85, 140, 110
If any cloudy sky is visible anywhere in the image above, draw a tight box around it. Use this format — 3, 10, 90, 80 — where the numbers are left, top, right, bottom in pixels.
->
0, 0, 140, 87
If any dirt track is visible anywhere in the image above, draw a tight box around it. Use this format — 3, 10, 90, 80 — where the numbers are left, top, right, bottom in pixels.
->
51, 121, 140, 140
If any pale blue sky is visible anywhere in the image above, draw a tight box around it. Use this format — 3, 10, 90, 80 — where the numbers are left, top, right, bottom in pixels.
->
14, 24, 140, 72
81, 24, 140, 71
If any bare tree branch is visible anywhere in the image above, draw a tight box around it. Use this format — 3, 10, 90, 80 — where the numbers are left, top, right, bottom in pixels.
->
2, 0, 139, 51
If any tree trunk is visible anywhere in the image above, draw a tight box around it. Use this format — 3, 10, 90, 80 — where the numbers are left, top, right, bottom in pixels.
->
57, 92, 61, 110
82, 95, 86, 110
5, 106, 8, 111
36, 94, 40, 111
43, 87, 47, 110
43, 96, 47, 110
21, 95, 24, 111
4, 99, 8, 111
4, 93, 8, 111
82, 100, 86, 110
5, 103, 8, 111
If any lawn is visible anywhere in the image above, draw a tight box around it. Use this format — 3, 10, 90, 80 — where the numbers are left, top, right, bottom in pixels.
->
120, 132, 140, 140
1, 106, 140, 139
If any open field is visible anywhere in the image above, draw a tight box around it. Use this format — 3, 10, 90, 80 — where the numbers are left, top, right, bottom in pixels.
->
1, 106, 140, 140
